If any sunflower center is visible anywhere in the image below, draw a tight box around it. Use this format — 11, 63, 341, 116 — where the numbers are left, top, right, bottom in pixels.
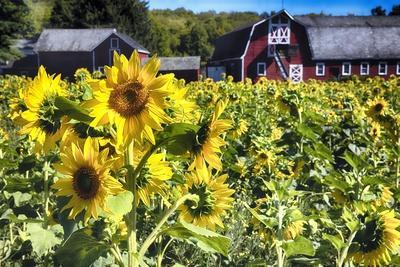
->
38, 98, 62, 135
108, 80, 148, 118
354, 218, 384, 253
185, 182, 216, 217
73, 166, 100, 200
374, 103, 383, 113
192, 124, 210, 154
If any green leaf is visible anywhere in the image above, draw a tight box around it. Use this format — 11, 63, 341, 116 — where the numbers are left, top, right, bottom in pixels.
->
27, 223, 62, 257
341, 151, 367, 171
322, 233, 344, 251
106, 191, 133, 217
245, 204, 278, 229
313, 142, 333, 162
163, 220, 231, 256
282, 236, 315, 257
297, 123, 319, 142
18, 155, 36, 173
55, 229, 109, 267
158, 123, 199, 155
54, 96, 93, 123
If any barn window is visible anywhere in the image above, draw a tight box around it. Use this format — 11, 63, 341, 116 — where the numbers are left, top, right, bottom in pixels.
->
257, 62, 266, 76
360, 62, 369, 75
316, 63, 325, 76
111, 38, 119, 48
268, 16, 290, 44
342, 62, 351, 76
378, 62, 387, 75
397, 62, 400, 75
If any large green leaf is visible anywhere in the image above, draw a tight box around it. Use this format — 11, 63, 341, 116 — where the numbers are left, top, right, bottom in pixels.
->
55, 229, 109, 267
106, 191, 133, 217
158, 123, 199, 155
54, 96, 93, 123
297, 123, 319, 142
163, 220, 231, 256
322, 233, 344, 251
341, 151, 367, 171
27, 223, 62, 257
245, 204, 278, 229
282, 236, 315, 257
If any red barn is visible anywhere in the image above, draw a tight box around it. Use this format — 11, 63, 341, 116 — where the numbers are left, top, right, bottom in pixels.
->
208, 10, 400, 82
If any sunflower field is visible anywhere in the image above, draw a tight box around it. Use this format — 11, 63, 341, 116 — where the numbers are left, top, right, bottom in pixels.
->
0, 51, 399, 267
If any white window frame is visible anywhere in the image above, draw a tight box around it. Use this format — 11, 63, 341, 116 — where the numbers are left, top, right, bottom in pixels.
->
316, 63, 325, 76
360, 62, 369, 75
257, 62, 266, 76
378, 62, 387, 75
342, 62, 351, 76
110, 38, 119, 48
397, 62, 400, 75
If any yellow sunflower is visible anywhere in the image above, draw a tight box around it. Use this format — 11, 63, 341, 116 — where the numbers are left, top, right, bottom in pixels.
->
283, 220, 305, 240
86, 51, 173, 148
168, 84, 199, 123
19, 66, 68, 153
178, 167, 234, 230
52, 137, 124, 223
369, 121, 382, 140
350, 210, 400, 266
132, 146, 172, 207
189, 99, 231, 171
366, 97, 389, 117
253, 149, 275, 175
231, 119, 248, 139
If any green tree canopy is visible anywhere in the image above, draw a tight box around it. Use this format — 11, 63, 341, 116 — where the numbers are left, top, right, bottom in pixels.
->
0, 0, 32, 61
371, 6, 387, 16
48, 0, 152, 50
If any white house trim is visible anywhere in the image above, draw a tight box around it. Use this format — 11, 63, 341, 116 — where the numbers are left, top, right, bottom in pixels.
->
316, 62, 325, 76
396, 62, 400, 75
378, 62, 387, 75
257, 62, 266, 76
360, 62, 369, 75
342, 62, 351, 76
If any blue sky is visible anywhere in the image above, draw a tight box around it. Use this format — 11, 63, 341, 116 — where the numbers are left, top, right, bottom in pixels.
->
149, 0, 397, 15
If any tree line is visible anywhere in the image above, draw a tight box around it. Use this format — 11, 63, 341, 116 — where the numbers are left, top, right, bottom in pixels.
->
0, 0, 399, 62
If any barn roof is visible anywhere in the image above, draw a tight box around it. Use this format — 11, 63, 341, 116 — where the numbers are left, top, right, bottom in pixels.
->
210, 25, 253, 61
142, 56, 201, 71
294, 15, 400, 60
35, 28, 149, 53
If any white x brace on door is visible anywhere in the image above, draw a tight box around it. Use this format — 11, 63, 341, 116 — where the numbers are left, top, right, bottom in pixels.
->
289, 64, 303, 83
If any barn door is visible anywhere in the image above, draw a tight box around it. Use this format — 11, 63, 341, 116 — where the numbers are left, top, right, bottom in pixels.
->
289, 64, 303, 83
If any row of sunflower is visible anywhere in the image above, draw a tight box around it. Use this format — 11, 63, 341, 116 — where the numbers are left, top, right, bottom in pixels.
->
0, 50, 399, 266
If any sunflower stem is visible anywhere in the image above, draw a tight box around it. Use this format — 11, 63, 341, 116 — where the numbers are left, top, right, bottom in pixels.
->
126, 141, 138, 267
139, 193, 198, 258
336, 230, 357, 267
43, 161, 50, 229
111, 245, 124, 267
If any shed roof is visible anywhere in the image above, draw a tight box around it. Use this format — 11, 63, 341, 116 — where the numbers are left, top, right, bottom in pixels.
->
142, 56, 201, 71
294, 15, 400, 60
35, 28, 149, 53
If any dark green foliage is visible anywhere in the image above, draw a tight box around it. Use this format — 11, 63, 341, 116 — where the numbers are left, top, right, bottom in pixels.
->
371, 6, 386, 16
48, 0, 152, 51
0, 0, 32, 61
389, 5, 400, 16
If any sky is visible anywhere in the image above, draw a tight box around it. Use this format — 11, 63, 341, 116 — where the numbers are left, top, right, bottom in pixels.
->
149, 0, 398, 15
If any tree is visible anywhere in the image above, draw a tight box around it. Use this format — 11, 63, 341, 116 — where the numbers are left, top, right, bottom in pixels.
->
0, 0, 32, 61
371, 6, 386, 16
48, 0, 152, 50
389, 5, 400, 16
178, 23, 212, 60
